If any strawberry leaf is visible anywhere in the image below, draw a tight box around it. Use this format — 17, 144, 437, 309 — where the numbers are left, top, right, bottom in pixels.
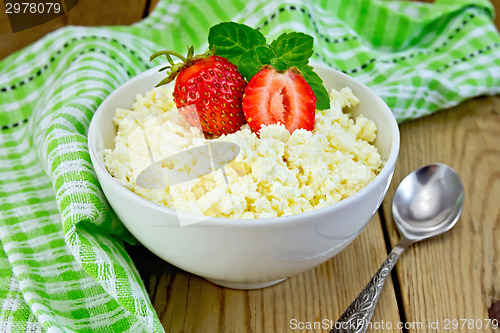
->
270, 32, 314, 69
208, 22, 266, 65
300, 65, 330, 110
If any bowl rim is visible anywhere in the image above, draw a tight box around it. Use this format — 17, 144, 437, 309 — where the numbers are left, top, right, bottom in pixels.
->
88, 63, 400, 227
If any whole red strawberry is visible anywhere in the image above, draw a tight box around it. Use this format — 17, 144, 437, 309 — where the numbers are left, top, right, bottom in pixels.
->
150, 48, 246, 136
242, 66, 316, 134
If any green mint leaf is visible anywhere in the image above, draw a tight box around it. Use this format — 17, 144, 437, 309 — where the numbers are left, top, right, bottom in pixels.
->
208, 22, 266, 65
236, 46, 276, 80
255, 46, 275, 65
300, 65, 330, 110
270, 58, 289, 71
270, 32, 314, 69
237, 50, 263, 80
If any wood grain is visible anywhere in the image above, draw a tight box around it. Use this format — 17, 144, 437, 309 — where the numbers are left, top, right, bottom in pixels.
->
0, 0, 148, 60
129, 214, 403, 333
381, 96, 500, 332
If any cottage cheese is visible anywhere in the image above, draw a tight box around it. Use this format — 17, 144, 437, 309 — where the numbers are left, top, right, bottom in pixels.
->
103, 85, 382, 219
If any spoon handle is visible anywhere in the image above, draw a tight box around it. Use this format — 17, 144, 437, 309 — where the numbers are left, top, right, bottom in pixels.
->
329, 241, 409, 333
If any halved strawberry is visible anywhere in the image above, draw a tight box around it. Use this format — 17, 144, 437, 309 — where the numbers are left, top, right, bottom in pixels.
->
242, 66, 316, 134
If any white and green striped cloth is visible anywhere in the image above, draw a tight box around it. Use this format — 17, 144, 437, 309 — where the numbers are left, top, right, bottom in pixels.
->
1, 0, 499, 331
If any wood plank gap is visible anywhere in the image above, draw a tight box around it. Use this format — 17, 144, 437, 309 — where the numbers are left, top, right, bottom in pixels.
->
142, 0, 152, 18
378, 206, 409, 333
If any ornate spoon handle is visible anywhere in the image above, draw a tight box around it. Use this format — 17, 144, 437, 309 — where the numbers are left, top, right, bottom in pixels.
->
330, 240, 410, 333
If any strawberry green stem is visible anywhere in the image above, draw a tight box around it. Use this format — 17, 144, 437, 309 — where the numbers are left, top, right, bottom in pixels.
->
150, 45, 214, 87
149, 50, 187, 63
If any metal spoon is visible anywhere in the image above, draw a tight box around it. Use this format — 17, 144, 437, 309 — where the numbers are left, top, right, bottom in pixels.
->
330, 163, 465, 333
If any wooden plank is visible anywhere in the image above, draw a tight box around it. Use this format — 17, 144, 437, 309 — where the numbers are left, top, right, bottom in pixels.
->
492, 0, 500, 32
0, 0, 148, 60
130, 214, 403, 333
381, 96, 500, 332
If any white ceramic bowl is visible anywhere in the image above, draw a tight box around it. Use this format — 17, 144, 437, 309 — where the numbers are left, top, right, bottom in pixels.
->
88, 63, 400, 289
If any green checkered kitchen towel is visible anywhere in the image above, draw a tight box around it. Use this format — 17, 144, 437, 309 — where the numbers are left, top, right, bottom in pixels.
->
1, 0, 499, 331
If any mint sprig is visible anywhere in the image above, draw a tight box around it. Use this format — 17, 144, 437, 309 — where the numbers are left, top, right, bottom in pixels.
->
208, 22, 330, 110
300, 65, 330, 110
269, 32, 313, 69
207, 22, 266, 65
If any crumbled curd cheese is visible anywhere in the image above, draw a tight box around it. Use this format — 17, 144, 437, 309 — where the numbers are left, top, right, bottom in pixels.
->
103, 84, 382, 219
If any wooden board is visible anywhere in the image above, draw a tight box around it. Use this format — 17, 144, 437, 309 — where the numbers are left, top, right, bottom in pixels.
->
381, 96, 500, 332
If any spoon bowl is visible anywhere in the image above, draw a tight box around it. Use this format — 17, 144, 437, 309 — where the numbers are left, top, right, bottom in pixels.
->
393, 163, 465, 241
331, 163, 464, 333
